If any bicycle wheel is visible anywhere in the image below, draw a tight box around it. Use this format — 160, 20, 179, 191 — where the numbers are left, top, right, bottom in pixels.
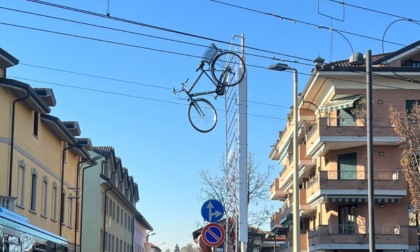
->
211, 51, 246, 87
188, 98, 217, 133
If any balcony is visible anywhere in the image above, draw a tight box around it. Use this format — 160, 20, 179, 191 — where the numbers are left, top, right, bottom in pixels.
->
305, 117, 399, 158
270, 178, 287, 200
0, 196, 16, 211
270, 212, 281, 231
279, 230, 307, 252
306, 170, 406, 204
308, 224, 409, 251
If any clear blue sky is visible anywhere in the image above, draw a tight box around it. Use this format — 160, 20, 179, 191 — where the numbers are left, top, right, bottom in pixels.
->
1, 0, 419, 250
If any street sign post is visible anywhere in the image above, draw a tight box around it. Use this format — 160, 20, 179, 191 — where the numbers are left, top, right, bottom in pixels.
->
201, 223, 225, 247
201, 199, 224, 223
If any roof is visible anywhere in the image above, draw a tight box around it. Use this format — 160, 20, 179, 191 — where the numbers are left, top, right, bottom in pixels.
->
0, 47, 19, 68
93, 146, 115, 158
316, 40, 420, 72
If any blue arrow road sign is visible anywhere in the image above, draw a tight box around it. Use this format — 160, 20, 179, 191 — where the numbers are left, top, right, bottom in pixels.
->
201, 199, 224, 223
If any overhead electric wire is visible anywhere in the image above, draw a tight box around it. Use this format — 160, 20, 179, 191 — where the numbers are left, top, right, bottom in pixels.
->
328, 0, 420, 23
6, 1, 420, 114
20, 0, 315, 63
20, 63, 291, 109
0, 6, 314, 66
209, 0, 406, 47
9, 75, 285, 121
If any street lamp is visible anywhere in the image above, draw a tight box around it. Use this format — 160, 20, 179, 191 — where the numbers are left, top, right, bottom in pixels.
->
268, 63, 300, 252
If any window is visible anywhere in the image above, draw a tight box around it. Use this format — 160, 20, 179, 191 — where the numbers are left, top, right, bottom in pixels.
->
117, 205, 120, 223
406, 100, 420, 115
112, 235, 115, 252
125, 213, 127, 229
68, 194, 73, 228
338, 153, 357, 180
17, 160, 26, 207
104, 231, 108, 250
108, 233, 111, 252
61, 190, 66, 225
116, 238, 119, 252
41, 176, 48, 217
30, 168, 38, 212
113, 201, 116, 219
120, 240, 122, 252
33, 112, 39, 137
52, 182, 58, 220
121, 209, 123, 226
101, 192, 105, 213
109, 198, 112, 217
339, 205, 357, 233
100, 229, 104, 250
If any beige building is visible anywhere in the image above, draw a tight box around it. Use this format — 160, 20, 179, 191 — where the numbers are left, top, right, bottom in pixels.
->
269, 41, 420, 251
81, 147, 153, 252
0, 47, 92, 251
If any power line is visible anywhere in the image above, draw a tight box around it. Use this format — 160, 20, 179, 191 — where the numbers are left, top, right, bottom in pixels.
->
209, 0, 406, 47
20, 63, 291, 109
328, 0, 420, 23
9, 75, 285, 121
0, 6, 315, 67
20, 0, 315, 63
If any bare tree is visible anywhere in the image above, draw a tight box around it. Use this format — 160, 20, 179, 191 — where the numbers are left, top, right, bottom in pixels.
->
198, 153, 273, 251
389, 103, 420, 211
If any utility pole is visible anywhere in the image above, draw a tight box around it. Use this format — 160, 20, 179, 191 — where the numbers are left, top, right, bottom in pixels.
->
366, 49, 376, 251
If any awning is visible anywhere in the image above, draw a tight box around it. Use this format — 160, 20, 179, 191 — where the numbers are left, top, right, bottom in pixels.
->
278, 139, 292, 164
321, 95, 362, 113
280, 213, 293, 226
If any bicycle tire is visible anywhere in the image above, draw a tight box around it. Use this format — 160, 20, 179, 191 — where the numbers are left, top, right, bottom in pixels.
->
211, 51, 246, 87
188, 98, 217, 133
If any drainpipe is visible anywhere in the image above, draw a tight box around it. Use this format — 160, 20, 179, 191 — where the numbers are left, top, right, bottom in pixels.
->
103, 187, 112, 252
8, 90, 30, 197
79, 160, 98, 252
60, 145, 73, 236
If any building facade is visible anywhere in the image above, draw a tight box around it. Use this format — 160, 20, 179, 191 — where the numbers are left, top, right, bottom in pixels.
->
0, 48, 91, 251
81, 147, 152, 252
269, 41, 420, 251
0, 47, 152, 252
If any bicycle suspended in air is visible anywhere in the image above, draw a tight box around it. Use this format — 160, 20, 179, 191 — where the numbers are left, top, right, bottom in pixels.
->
173, 43, 246, 133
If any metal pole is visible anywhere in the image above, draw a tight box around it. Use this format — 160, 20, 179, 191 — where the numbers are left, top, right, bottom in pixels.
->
238, 34, 248, 252
291, 68, 300, 252
366, 49, 375, 251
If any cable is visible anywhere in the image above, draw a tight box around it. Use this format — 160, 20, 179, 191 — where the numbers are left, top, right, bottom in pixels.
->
0, 6, 316, 67
209, 0, 405, 47
9, 75, 285, 121
328, 0, 420, 23
20, 63, 290, 108
20, 0, 315, 63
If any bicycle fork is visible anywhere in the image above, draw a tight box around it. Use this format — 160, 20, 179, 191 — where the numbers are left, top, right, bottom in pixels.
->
190, 100, 205, 117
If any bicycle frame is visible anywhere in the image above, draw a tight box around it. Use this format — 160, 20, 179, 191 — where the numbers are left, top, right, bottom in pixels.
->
182, 63, 221, 101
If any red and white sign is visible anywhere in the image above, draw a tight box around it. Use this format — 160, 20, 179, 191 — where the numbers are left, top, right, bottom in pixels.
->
201, 223, 225, 247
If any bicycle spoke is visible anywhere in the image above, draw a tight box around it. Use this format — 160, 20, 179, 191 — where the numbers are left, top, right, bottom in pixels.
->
211, 52, 246, 87
188, 99, 217, 133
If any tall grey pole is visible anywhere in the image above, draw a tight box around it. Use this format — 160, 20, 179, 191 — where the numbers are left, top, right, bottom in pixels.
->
238, 34, 248, 252
366, 50, 375, 251
291, 68, 300, 252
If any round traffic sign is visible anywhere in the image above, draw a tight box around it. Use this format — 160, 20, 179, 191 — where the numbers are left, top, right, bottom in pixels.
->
201, 199, 224, 223
201, 223, 225, 247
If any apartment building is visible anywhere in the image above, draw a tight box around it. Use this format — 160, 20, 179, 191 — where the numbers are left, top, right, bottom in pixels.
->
269, 40, 420, 252
0, 47, 92, 251
81, 147, 153, 252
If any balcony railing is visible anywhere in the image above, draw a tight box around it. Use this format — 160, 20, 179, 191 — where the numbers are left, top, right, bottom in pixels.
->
308, 224, 408, 248
0, 196, 16, 211
306, 170, 405, 202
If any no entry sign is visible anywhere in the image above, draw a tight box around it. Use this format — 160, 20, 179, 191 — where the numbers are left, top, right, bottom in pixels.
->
201, 223, 225, 247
